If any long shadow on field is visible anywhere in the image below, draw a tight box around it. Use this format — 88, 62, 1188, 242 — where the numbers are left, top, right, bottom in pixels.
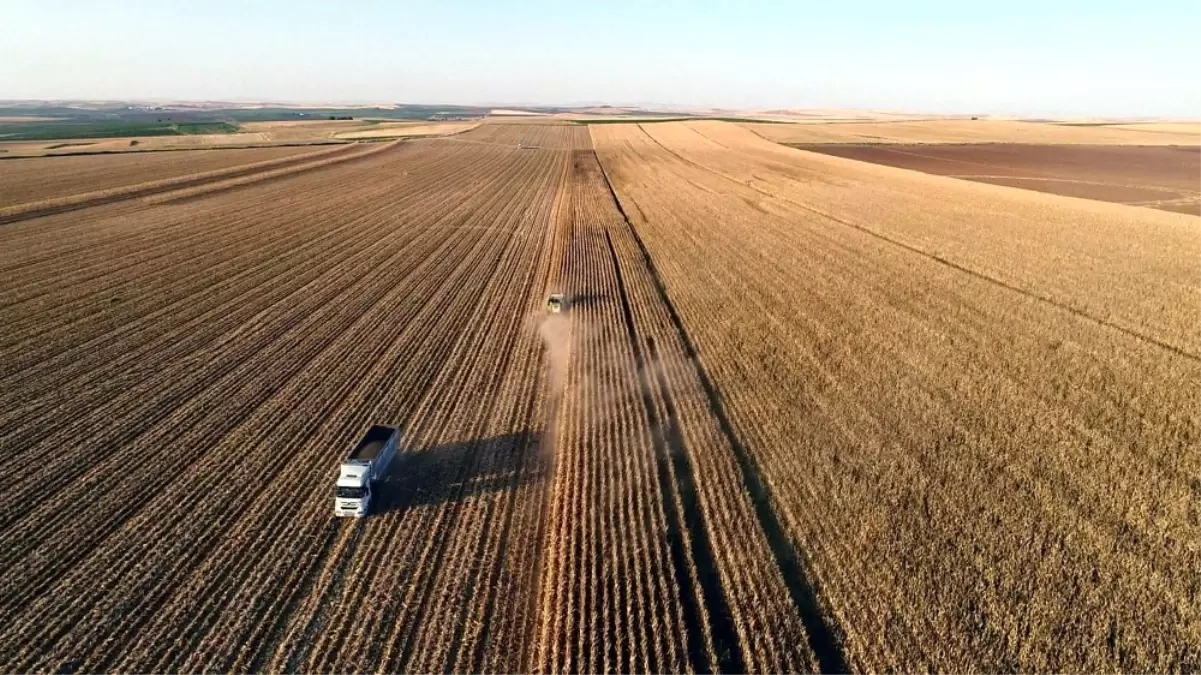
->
564, 292, 605, 309
373, 431, 544, 515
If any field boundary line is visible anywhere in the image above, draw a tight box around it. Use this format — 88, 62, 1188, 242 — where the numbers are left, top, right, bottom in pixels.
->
771, 194, 1201, 362
644, 332, 747, 674
595, 146, 852, 674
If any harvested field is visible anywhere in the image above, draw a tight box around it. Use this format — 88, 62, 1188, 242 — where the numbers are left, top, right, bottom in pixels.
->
0, 131, 342, 158
1, 119, 1197, 673
240, 119, 376, 140
334, 122, 479, 140
0, 143, 374, 225
0, 124, 575, 673
795, 144, 1201, 215
0, 134, 286, 156
744, 118, 1201, 145
0, 145, 322, 207
429, 123, 593, 151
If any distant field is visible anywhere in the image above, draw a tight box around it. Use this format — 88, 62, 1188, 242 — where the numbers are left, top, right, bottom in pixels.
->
176, 122, 240, 135
744, 119, 1201, 145
0, 121, 243, 141
0, 103, 493, 153
0, 131, 343, 158
0, 116, 65, 123
0, 120, 475, 157
333, 121, 478, 139
796, 144, 1201, 215
1094, 122, 1201, 134
0, 146, 322, 208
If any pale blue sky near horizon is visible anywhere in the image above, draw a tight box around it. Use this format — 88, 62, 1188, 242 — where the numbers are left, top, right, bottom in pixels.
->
2, 0, 1198, 117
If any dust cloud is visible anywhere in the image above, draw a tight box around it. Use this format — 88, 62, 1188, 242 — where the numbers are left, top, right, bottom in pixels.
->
538, 312, 572, 397
535, 311, 572, 464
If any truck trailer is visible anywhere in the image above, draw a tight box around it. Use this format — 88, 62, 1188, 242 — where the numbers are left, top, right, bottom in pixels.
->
335, 424, 400, 517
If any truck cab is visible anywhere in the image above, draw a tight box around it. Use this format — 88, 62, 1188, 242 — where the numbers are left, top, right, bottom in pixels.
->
334, 425, 400, 518
335, 468, 371, 517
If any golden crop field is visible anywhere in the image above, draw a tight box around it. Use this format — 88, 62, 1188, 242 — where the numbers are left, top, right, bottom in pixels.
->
744, 118, 1201, 145
333, 122, 480, 140
1, 120, 1197, 673
0, 120, 475, 158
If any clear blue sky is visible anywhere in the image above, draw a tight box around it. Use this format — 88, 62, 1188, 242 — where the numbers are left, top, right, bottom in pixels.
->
2, 0, 1198, 117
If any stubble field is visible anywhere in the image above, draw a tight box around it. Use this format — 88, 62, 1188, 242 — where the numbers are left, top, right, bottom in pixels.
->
1, 120, 1198, 673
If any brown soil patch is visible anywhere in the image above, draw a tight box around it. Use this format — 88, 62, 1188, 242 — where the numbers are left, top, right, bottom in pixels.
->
972, 177, 1171, 203
795, 144, 1200, 215
1159, 202, 1201, 215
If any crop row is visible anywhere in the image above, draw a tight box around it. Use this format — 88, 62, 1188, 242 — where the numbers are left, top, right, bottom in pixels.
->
0, 142, 359, 225
0, 142, 516, 520
0, 128, 580, 671
590, 121, 1200, 672
1, 157, 508, 668
275, 141, 568, 675
0, 142, 499, 452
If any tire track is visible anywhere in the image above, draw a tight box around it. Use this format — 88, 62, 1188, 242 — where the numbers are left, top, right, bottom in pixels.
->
604, 229, 737, 674
597, 149, 851, 674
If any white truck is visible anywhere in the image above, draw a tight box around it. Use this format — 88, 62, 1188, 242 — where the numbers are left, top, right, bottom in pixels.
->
334, 424, 400, 517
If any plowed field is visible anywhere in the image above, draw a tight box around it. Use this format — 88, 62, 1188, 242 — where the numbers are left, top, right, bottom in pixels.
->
793, 144, 1201, 215
2, 120, 1197, 673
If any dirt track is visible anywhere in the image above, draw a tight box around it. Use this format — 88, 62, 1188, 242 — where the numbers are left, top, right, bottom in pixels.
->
1, 120, 1197, 673
795, 143, 1201, 215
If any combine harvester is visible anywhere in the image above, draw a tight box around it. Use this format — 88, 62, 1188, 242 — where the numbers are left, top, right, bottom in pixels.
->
334, 424, 401, 517
546, 293, 567, 314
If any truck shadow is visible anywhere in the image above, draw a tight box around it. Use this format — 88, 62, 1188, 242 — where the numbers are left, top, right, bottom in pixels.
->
373, 431, 546, 515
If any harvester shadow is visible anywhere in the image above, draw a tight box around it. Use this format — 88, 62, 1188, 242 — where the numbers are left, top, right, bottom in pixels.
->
373, 431, 546, 514
565, 292, 605, 310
